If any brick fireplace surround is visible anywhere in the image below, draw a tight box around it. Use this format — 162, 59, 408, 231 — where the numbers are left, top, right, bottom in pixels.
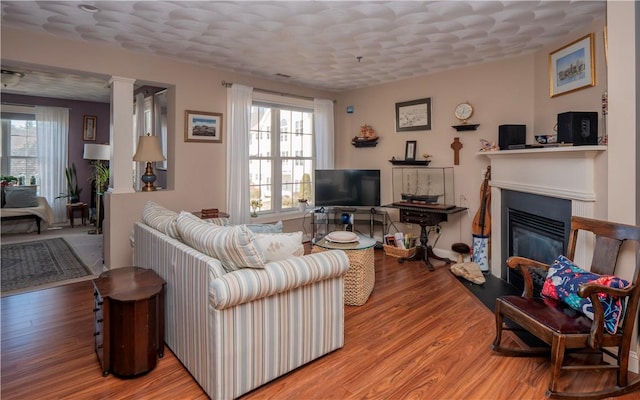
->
481, 145, 608, 279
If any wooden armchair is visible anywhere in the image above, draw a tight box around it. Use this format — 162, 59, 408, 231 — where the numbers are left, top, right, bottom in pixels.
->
491, 216, 640, 399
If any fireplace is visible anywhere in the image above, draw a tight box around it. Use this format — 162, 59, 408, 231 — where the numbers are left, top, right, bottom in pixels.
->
502, 190, 571, 294
483, 145, 606, 279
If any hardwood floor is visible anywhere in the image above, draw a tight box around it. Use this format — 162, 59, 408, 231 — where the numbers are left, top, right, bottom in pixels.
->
1, 249, 637, 399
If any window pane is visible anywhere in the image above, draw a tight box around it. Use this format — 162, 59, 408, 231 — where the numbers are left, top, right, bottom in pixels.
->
4, 119, 39, 180
250, 107, 271, 158
10, 120, 37, 157
249, 159, 272, 211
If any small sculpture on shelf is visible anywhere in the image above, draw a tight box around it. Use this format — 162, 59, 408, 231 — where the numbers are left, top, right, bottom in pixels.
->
479, 138, 499, 152
352, 124, 379, 147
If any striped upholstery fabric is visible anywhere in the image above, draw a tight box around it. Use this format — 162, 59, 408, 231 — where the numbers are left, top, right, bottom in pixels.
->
210, 251, 348, 309
133, 221, 349, 400
177, 211, 267, 272
141, 201, 182, 239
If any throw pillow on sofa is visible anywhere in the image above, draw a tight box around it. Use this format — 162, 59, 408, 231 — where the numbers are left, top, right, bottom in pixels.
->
254, 231, 304, 262
176, 211, 267, 272
243, 220, 283, 233
142, 201, 181, 239
3, 186, 38, 208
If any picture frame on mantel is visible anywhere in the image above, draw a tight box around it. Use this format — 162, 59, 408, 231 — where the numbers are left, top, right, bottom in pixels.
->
549, 33, 595, 98
405, 140, 417, 161
83, 115, 97, 141
396, 98, 431, 132
184, 110, 223, 143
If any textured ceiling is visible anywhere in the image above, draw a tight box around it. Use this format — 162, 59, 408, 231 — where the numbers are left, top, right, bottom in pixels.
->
1, 1, 606, 103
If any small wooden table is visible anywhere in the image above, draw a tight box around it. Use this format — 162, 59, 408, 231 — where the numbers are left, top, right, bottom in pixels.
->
66, 202, 88, 227
92, 267, 166, 377
385, 203, 468, 271
191, 211, 229, 220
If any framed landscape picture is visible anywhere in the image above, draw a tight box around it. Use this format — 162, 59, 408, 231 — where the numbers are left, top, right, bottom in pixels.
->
396, 98, 431, 132
549, 33, 595, 97
184, 110, 223, 143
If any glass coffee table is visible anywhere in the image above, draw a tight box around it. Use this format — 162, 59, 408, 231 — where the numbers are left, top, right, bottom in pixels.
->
312, 232, 376, 306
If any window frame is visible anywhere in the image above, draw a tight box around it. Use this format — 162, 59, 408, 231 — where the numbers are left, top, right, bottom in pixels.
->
249, 96, 314, 218
1, 106, 38, 181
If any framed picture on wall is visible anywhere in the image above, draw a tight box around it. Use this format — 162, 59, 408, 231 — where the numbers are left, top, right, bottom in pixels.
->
184, 110, 223, 143
549, 33, 595, 97
83, 115, 97, 141
395, 98, 431, 132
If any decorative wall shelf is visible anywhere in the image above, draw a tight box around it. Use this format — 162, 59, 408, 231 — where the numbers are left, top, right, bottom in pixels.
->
388, 159, 431, 166
352, 139, 378, 148
452, 124, 479, 131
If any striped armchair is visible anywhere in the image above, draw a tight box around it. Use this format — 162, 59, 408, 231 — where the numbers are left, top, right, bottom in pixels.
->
133, 221, 349, 399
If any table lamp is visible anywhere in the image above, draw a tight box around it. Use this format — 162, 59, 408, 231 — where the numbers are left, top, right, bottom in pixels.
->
133, 133, 165, 192
83, 143, 110, 234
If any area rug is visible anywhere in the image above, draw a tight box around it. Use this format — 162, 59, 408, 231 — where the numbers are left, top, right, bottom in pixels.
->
1, 237, 94, 296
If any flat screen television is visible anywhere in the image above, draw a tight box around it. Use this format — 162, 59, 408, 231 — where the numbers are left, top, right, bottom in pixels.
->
314, 169, 381, 207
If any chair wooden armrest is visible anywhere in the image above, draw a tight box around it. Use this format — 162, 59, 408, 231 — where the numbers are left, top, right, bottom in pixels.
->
506, 256, 550, 297
578, 282, 634, 298
578, 283, 636, 348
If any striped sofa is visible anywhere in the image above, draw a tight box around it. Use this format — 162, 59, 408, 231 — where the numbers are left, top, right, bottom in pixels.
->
133, 220, 349, 399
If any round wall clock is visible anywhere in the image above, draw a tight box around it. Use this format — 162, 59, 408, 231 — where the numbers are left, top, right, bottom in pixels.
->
454, 102, 473, 123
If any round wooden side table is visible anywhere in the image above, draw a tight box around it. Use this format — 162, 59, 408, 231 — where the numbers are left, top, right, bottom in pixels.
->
92, 267, 166, 377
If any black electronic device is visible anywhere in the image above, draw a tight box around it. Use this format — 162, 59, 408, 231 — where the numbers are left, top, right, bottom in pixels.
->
557, 112, 598, 145
314, 169, 381, 207
499, 125, 526, 150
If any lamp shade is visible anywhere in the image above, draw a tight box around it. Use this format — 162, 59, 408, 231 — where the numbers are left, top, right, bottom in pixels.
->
133, 135, 165, 162
83, 143, 110, 161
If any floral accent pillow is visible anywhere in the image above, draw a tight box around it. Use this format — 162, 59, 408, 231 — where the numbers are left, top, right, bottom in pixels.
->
254, 232, 304, 262
541, 255, 630, 334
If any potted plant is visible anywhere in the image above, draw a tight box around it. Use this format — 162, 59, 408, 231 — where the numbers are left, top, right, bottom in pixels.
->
57, 163, 82, 203
0, 175, 18, 186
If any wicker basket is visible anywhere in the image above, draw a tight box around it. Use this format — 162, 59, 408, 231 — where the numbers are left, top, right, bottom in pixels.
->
383, 244, 417, 258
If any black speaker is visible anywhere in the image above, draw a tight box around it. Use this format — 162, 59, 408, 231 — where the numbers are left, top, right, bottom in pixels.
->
557, 112, 598, 145
499, 125, 526, 150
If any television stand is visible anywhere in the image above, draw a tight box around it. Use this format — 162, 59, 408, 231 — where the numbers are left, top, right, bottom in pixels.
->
311, 207, 389, 245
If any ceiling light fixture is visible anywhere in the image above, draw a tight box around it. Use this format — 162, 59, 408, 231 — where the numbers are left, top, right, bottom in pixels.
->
1, 69, 25, 88
78, 4, 99, 13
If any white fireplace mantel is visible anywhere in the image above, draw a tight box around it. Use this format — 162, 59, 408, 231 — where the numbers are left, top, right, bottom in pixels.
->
480, 145, 607, 277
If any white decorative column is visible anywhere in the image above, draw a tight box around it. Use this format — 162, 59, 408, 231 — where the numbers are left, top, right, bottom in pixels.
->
109, 76, 136, 194
104, 76, 135, 269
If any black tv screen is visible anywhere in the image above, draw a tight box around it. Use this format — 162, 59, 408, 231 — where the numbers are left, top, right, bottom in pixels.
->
314, 169, 381, 207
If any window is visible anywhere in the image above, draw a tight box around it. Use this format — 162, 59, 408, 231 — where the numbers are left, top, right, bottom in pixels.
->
249, 104, 314, 214
1, 110, 38, 183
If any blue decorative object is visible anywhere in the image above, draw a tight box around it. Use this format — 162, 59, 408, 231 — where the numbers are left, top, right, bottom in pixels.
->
346, 105, 354, 114
472, 234, 490, 271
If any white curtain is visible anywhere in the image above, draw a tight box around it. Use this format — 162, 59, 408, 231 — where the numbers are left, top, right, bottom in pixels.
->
226, 84, 253, 225
314, 98, 334, 169
36, 106, 68, 223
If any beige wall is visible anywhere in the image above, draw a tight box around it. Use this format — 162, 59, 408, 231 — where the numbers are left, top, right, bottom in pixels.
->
334, 55, 535, 250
